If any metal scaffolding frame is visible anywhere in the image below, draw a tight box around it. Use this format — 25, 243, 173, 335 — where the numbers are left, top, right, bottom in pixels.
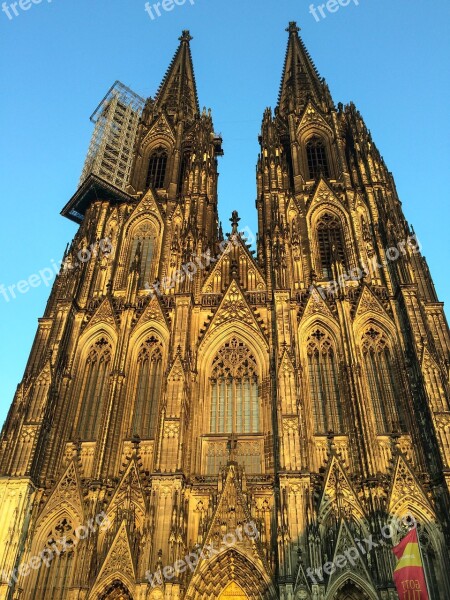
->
79, 81, 145, 192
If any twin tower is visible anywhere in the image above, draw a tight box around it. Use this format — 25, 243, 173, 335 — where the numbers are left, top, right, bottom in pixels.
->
1, 23, 449, 600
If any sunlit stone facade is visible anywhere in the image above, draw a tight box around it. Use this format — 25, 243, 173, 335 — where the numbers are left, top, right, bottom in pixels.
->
1, 23, 449, 600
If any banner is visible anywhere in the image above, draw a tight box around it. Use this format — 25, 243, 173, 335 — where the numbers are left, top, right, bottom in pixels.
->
392, 527, 430, 600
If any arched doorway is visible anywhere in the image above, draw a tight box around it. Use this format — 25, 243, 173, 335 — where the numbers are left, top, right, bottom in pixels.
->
219, 582, 249, 599
99, 580, 133, 600
334, 582, 370, 599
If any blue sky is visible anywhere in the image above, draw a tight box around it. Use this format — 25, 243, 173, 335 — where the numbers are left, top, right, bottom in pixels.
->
1, 0, 449, 428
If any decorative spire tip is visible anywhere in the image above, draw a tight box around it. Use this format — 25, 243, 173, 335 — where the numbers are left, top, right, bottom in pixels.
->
287, 22, 300, 35
179, 30, 193, 43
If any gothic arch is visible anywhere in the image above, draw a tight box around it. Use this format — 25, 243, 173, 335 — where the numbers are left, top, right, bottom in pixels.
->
198, 321, 269, 375
298, 110, 336, 181
356, 321, 405, 435
23, 513, 79, 600
141, 121, 175, 153
71, 336, 114, 441
76, 325, 118, 357
185, 548, 276, 599
308, 204, 354, 280
353, 313, 397, 342
119, 216, 160, 288
91, 579, 134, 600
197, 333, 267, 475
298, 322, 346, 436
130, 319, 170, 350
327, 574, 378, 600
125, 334, 164, 440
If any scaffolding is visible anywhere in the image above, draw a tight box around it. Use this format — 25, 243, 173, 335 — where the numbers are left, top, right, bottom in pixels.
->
79, 81, 146, 191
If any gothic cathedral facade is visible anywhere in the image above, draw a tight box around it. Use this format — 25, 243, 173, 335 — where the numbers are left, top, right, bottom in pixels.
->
1, 23, 449, 600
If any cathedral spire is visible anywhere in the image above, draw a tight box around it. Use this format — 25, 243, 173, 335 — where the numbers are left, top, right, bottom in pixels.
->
154, 29, 200, 122
277, 22, 329, 115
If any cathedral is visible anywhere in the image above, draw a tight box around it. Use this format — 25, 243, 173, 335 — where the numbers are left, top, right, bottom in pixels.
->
1, 22, 450, 600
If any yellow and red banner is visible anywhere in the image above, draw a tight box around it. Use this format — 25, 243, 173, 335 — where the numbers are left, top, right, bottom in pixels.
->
392, 527, 430, 600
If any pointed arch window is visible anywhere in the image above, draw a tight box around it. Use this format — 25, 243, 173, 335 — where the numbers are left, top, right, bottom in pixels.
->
131, 337, 163, 439
209, 338, 260, 435
146, 147, 168, 189
127, 222, 155, 287
76, 338, 112, 441
306, 136, 330, 179
307, 329, 344, 434
361, 328, 404, 434
317, 213, 347, 279
30, 518, 75, 600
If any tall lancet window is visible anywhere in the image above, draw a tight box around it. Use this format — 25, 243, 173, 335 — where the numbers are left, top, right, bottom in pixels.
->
146, 147, 168, 189
307, 329, 344, 434
209, 338, 260, 435
30, 518, 75, 600
306, 135, 330, 179
76, 338, 112, 441
127, 222, 155, 287
361, 328, 403, 434
131, 337, 163, 439
317, 213, 347, 279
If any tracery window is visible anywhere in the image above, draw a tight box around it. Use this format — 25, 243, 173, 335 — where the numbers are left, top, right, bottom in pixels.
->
317, 213, 347, 279
307, 329, 344, 434
209, 338, 260, 435
361, 328, 404, 434
76, 338, 112, 441
30, 518, 75, 600
128, 222, 155, 287
131, 337, 163, 439
306, 135, 330, 179
146, 147, 168, 189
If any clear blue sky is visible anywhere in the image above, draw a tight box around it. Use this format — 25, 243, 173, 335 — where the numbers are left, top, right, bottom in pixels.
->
1, 0, 449, 428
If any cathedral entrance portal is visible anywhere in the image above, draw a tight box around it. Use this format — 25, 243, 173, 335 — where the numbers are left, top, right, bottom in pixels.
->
219, 582, 249, 599
99, 581, 133, 600
333, 581, 371, 600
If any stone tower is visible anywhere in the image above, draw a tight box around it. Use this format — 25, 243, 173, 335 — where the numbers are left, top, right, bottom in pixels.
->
0, 23, 449, 600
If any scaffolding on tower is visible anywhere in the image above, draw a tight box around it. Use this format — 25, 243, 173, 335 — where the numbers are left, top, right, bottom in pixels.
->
79, 81, 146, 192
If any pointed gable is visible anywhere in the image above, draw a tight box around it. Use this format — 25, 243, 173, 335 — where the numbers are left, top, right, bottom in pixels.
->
127, 188, 163, 225
132, 294, 170, 332
107, 460, 147, 525
202, 234, 266, 294
354, 285, 388, 321
84, 296, 118, 331
39, 461, 85, 524
167, 353, 185, 382
201, 279, 268, 342
94, 520, 136, 588
318, 456, 366, 525
311, 178, 340, 207
197, 464, 269, 573
388, 455, 435, 518
299, 287, 336, 324
326, 520, 375, 591
298, 101, 333, 136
